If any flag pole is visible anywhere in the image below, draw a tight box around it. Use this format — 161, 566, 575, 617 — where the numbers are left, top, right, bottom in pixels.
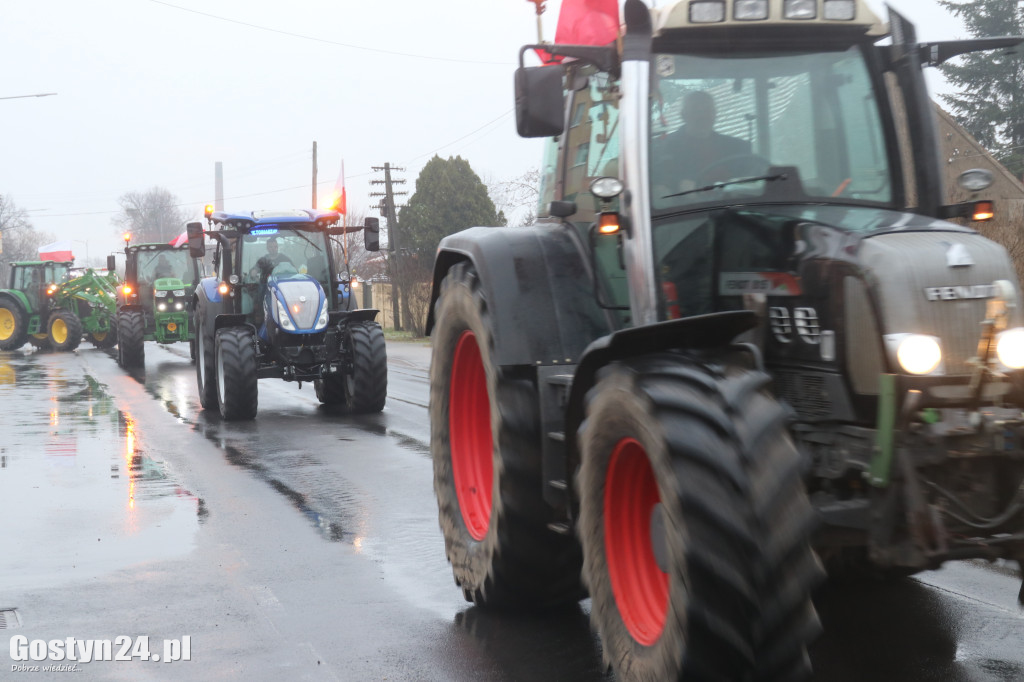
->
529, 0, 546, 44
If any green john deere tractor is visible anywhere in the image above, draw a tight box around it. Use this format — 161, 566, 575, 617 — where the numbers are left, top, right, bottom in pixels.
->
115, 242, 200, 369
0, 260, 117, 352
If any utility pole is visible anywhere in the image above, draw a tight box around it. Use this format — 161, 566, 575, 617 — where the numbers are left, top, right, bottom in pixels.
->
370, 163, 408, 331
312, 141, 318, 209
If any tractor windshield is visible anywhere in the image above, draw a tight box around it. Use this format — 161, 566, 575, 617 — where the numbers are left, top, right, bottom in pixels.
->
650, 46, 893, 212
238, 228, 330, 316
136, 248, 195, 287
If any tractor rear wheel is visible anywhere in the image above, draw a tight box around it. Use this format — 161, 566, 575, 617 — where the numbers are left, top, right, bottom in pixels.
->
430, 261, 583, 608
577, 354, 823, 682
194, 314, 218, 409
215, 326, 258, 420
0, 300, 28, 351
313, 371, 346, 405
89, 326, 117, 348
28, 333, 51, 351
47, 310, 83, 352
117, 311, 145, 368
345, 321, 387, 413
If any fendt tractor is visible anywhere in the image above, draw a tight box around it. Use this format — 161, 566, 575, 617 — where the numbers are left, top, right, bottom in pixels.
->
426, 1, 1024, 679
0, 261, 117, 352
188, 209, 387, 420
115, 240, 201, 368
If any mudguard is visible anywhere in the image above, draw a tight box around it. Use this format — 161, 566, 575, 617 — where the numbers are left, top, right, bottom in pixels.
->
427, 223, 615, 367
0, 290, 32, 314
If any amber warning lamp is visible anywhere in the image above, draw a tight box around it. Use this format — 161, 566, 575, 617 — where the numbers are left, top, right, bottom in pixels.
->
598, 213, 621, 234
204, 204, 214, 219
972, 200, 995, 222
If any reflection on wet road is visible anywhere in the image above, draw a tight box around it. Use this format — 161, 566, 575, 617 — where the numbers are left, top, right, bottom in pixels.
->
1, 341, 1023, 681
0, 350, 201, 591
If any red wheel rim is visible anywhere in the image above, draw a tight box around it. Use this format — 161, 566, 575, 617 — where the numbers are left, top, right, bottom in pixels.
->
450, 330, 493, 541
605, 437, 669, 646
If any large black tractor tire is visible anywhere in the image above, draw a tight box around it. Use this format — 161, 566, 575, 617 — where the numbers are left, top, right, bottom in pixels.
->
313, 371, 346, 405
577, 354, 823, 682
215, 326, 258, 421
28, 333, 52, 351
47, 310, 83, 352
116, 311, 145, 368
346, 321, 387, 412
0, 300, 28, 351
88, 325, 118, 349
430, 261, 583, 609
194, 313, 218, 410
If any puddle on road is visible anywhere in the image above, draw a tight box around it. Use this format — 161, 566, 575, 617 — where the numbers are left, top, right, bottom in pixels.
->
0, 350, 203, 591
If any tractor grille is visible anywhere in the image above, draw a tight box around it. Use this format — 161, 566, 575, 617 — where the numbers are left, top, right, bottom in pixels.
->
276, 281, 321, 329
772, 371, 832, 419
858, 232, 1021, 377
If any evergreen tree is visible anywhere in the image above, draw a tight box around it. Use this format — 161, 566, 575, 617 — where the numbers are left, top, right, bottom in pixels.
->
938, 0, 1024, 177
399, 155, 504, 258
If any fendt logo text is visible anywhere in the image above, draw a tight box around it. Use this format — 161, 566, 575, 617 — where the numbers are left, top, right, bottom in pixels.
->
924, 285, 996, 301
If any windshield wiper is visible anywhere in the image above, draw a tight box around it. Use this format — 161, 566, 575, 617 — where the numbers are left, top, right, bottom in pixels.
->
288, 228, 322, 252
663, 172, 788, 199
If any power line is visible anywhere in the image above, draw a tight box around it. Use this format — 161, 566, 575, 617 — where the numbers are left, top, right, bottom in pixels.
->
404, 109, 515, 164
147, 0, 511, 66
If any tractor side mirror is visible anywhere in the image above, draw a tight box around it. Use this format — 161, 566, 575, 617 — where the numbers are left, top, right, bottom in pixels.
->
186, 222, 206, 259
515, 65, 565, 138
364, 217, 380, 252
106, 255, 116, 273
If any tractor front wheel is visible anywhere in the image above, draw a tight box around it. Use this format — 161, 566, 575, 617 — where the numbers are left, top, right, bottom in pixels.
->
577, 354, 823, 681
0, 300, 28, 351
430, 261, 583, 608
117, 311, 145, 368
215, 326, 258, 420
345, 321, 387, 413
47, 310, 83, 352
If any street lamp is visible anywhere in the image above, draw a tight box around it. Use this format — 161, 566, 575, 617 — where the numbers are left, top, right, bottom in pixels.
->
0, 93, 57, 100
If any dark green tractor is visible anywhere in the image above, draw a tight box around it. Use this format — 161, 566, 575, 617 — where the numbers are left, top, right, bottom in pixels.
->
115, 242, 201, 369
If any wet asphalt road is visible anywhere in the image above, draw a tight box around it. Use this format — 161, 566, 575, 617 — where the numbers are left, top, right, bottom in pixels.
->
1, 341, 1023, 681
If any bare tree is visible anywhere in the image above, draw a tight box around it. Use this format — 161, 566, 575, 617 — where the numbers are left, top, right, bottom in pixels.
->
487, 168, 540, 227
112, 187, 188, 244
0, 194, 55, 283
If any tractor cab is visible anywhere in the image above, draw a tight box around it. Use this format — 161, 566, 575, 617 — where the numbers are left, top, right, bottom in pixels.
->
10, 261, 71, 315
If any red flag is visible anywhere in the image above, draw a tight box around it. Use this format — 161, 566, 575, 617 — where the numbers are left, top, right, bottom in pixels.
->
338, 186, 347, 215
536, 0, 619, 64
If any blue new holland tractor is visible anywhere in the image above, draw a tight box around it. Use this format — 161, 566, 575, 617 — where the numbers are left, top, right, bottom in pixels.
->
188, 209, 386, 420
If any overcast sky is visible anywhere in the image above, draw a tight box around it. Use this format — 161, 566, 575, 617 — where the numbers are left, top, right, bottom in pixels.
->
2, 0, 970, 264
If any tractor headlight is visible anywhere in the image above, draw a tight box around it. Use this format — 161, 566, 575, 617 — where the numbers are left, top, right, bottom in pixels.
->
996, 328, 1024, 369
155, 290, 168, 298
173, 289, 186, 297
314, 301, 329, 331
275, 298, 295, 331
885, 334, 943, 375
689, 1, 725, 23
175, 302, 183, 311
157, 303, 167, 312
734, 0, 768, 20
783, 0, 817, 19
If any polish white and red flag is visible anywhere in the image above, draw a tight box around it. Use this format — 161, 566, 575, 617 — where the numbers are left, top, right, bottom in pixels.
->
38, 240, 74, 262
